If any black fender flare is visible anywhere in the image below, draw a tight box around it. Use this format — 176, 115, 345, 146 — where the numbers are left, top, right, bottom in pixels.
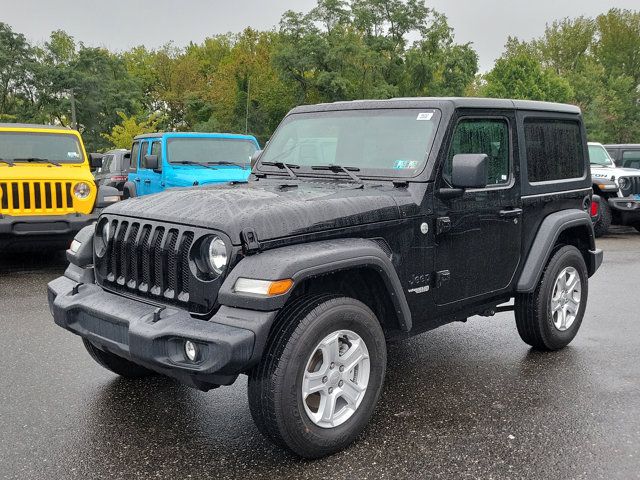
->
218, 238, 413, 331
123, 181, 137, 198
516, 209, 597, 293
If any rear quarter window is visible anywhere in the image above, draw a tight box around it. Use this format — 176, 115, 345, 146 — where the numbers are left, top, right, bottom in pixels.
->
525, 119, 584, 183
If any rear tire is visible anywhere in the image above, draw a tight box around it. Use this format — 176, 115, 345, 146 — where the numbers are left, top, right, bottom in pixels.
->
515, 245, 588, 351
83, 339, 155, 378
247, 295, 386, 458
593, 201, 611, 237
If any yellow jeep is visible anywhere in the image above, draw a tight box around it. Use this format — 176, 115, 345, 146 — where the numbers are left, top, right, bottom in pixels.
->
0, 123, 119, 250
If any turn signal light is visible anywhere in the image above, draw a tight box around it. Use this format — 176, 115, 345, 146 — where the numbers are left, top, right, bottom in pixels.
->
234, 278, 294, 296
267, 279, 294, 296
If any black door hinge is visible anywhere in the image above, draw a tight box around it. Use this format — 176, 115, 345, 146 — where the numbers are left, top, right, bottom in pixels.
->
241, 228, 261, 254
435, 270, 451, 288
436, 217, 451, 235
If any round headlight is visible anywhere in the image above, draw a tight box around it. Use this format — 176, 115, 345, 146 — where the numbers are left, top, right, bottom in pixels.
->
204, 236, 228, 275
618, 177, 630, 191
74, 182, 91, 199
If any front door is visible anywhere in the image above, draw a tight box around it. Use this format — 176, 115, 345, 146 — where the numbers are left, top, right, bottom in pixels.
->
434, 112, 522, 307
136, 140, 158, 196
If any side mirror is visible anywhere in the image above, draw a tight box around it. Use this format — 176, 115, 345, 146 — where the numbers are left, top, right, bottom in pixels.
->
96, 185, 122, 209
451, 153, 488, 189
89, 153, 104, 169
143, 154, 160, 172
250, 150, 263, 169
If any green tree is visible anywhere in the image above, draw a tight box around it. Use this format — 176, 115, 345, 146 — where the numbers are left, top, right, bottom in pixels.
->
102, 111, 161, 149
482, 52, 573, 102
0, 22, 36, 121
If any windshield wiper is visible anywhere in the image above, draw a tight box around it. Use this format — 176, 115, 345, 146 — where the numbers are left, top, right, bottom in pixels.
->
206, 161, 249, 170
172, 160, 217, 170
311, 164, 362, 183
261, 161, 299, 179
0, 158, 15, 167
13, 157, 61, 167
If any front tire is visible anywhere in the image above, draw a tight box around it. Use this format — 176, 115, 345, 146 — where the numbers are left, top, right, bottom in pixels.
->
515, 245, 588, 351
83, 339, 156, 378
247, 295, 386, 458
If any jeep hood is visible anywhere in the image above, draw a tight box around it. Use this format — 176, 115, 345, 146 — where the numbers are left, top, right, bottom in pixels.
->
105, 180, 404, 244
591, 165, 640, 179
0, 163, 93, 182
167, 165, 251, 187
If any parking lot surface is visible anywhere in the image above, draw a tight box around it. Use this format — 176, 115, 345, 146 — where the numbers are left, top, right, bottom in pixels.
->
1, 230, 639, 480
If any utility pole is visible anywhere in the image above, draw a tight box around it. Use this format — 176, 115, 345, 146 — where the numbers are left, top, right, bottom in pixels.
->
70, 88, 77, 130
245, 78, 250, 134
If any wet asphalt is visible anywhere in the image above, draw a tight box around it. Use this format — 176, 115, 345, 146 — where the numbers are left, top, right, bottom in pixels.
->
0, 229, 639, 480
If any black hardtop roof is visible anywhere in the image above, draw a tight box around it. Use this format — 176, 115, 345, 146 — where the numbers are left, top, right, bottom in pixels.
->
0, 122, 72, 131
289, 97, 581, 115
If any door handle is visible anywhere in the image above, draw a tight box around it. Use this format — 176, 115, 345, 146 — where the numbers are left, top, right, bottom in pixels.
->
144, 179, 151, 184
499, 208, 523, 218
134, 177, 140, 182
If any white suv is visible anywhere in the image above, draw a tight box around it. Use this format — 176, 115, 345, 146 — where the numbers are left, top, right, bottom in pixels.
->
589, 142, 640, 235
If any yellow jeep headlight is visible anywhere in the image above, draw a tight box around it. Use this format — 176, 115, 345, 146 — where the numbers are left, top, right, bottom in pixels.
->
73, 182, 91, 200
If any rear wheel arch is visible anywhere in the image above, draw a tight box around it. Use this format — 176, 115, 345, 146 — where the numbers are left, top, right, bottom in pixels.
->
517, 209, 596, 292
556, 224, 596, 266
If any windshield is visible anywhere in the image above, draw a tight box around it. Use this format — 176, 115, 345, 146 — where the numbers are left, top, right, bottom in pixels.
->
588, 144, 613, 166
166, 137, 257, 166
0, 132, 83, 163
259, 109, 441, 177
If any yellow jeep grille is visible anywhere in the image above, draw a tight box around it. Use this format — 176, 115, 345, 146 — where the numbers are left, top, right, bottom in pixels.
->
0, 181, 75, 215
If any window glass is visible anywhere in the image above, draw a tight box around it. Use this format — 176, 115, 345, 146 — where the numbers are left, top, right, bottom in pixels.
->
138, 141, 151, 169
100, 155, 115, 173
259, 109, 441, 176
588, 144, 613, 166
167, 138, 257, 166
445, 119, 510, 186
0, 132, 83, 163
622, 150, 640, 169
130, 142, 140, 172
525, 119, 584, 182
151, 141, 162, 162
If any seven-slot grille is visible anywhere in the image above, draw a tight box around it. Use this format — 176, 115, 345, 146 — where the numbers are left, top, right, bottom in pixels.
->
96, 218, 207, 312
0, 181, 75, 215
623, 176, 640, 196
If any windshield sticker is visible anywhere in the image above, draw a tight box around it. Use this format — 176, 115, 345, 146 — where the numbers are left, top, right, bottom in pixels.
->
67, 152, 80, 158
416, 112, 434, 121
394, 160, 419, 169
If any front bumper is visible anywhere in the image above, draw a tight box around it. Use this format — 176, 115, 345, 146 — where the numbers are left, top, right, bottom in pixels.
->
608, 198, 640, 223
608, 197, 640, 215
0, 212, 97, 241
48, 273, 277, 391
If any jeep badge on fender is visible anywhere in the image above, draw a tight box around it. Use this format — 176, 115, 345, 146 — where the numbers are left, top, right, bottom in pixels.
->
48, 98, 602, 458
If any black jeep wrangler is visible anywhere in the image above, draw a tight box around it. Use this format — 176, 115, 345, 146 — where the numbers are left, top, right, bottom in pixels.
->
48, 98, 602, 458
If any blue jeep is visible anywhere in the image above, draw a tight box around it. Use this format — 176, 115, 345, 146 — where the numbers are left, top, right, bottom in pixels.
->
124, 132, 259, 197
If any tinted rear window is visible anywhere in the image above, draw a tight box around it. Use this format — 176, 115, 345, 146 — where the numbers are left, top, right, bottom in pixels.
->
525, 119, 584, 183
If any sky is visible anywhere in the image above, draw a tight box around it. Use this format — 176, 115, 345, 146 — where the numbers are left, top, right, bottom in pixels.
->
2, 0, 639, 72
